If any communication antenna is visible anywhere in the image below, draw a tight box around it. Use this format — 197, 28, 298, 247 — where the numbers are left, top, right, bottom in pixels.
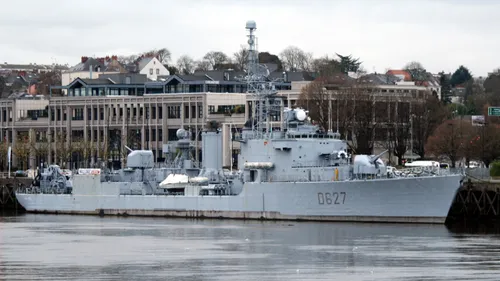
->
245, 20, 258, 76
241, 20, 282, 138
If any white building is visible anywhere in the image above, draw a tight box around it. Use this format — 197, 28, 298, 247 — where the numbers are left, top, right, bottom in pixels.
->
137, 57, 170, 81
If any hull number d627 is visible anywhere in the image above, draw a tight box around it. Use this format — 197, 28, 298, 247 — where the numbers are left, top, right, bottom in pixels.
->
318, 192, 346, 205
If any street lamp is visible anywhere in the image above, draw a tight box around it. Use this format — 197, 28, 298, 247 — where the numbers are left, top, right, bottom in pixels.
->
410, 113, 416, 161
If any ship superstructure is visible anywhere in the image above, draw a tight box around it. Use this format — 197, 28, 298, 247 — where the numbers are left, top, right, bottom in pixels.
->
15, 21, 464, 224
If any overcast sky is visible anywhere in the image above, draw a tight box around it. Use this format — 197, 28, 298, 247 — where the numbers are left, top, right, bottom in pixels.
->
0, 0, 498, 77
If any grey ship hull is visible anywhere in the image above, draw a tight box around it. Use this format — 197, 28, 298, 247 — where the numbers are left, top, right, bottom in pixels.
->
16, 174, 462, 224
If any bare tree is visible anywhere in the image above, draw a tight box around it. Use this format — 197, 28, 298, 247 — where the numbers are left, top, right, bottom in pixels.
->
347, 87, 378, 155
142, 48, 171, 64
390, 101, 411, 165
78, 140, 94, 168
195, 60, 211, 71
203, 51, 229, 69
0, 140, 8, 171
425, 119, 472, 168
412, 95, 449, 158
297, 76, 377, 154
279, 46, 312, 72
297, 80, 330, 131
13, 135, 30, 170
32, 135, 49, 168
155, 48, 171, 64
467, 123, 500, 167
176, 55, 196, 75
403, 61, 428, 82
37, 71, 61, 96
118, 55, 139, 65
233, 45, 249, 71
55, 132, 73, 169
404, 61, 425, 71
311, 55, 341, 77
96, 140, 109, 168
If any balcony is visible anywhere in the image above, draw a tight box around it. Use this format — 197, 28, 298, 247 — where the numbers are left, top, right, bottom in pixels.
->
14, 116, 50, 128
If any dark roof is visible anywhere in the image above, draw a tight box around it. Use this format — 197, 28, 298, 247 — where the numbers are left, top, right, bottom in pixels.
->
358, 74, 401, 85
80, 78, 115, 85
180, 74, 214, 81
100, 73, 148, 84
137, 57, 154, 71
193, 70, 245, 81
68, 58, 105, 72
4, 73, 34, 85
269, 71, 315, 82
193, 69, 314, 82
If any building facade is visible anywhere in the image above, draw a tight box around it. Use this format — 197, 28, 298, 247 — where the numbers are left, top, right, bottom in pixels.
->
0, 70, 309, 171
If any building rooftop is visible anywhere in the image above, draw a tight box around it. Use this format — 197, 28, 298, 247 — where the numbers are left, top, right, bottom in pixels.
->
100, 73, 149, 84
358, 73, 402, 85
137, 57, 153, 71
68, 56, 127, 73
386, 70, 412, 81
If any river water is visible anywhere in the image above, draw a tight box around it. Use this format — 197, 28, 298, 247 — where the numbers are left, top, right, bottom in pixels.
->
1, 214, 500, 281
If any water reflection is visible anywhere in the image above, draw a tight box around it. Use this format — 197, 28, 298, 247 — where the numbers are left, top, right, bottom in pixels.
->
1, 214, 500, 280
447, 219, 500, 236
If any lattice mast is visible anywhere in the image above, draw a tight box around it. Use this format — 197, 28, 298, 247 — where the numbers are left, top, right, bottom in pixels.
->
244, 20, 281, 139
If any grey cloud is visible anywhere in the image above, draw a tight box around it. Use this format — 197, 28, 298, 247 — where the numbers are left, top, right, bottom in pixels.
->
0, 0, 498, 76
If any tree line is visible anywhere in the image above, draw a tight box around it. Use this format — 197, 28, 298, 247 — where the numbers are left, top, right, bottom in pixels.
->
0, 129, 140, 172
117, 46, 363, 75
298, 60, 500, 168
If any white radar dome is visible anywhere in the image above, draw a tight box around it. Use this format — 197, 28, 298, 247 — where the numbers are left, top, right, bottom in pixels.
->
176, 128, 187, 139
246, 20, 256, 30
295, 109, 307, 121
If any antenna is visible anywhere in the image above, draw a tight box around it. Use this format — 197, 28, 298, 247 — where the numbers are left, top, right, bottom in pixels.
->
241, 20, 282, 139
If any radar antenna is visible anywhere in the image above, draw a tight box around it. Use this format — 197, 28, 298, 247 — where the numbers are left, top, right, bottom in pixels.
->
238, 20, 283, 139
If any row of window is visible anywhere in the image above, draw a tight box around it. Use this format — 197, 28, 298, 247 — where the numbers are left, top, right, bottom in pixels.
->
67, 84, 293, 97
49, 105, 204, 121
71, 129, 165, 143
208, 104, 246, 114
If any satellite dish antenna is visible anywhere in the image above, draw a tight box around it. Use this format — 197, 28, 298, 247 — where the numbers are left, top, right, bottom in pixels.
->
296, 109, 306, 121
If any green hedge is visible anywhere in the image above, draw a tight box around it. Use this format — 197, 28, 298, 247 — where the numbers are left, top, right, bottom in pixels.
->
490, 161, 500, 177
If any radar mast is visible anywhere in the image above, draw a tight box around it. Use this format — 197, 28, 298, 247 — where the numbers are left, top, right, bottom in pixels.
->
242, 20, 282, 139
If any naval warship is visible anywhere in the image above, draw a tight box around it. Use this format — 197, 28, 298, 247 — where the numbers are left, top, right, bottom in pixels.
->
15, 21, 464, 224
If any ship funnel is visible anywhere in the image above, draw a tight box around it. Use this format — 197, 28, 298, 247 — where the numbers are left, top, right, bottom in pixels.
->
201, 129, 223, 171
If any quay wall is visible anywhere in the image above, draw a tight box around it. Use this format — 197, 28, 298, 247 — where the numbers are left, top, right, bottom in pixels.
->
446, 181, 500, 222
0, 178, 31, 211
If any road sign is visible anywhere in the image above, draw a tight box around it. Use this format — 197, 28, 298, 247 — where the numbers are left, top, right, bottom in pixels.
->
488, 107, 500, 116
